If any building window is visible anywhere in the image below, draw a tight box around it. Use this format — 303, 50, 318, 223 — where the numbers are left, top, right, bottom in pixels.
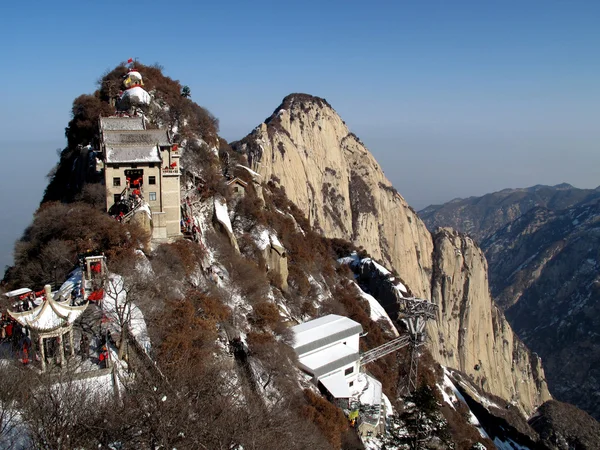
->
113, 177, 121, 187
113, 194, 121, 204
149, 176, 156, 185
149, 192, 157, 201
345, 367, 354, 376
349, 381, 354, 387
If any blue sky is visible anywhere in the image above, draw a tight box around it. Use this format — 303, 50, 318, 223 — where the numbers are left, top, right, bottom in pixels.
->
1, 0, 599, 268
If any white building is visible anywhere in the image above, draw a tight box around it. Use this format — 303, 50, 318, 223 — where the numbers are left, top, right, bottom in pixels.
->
291, 314, 363, 400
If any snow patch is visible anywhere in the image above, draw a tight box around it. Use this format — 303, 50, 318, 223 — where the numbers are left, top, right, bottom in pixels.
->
214, 198, 233, 234
441, 368, 490, 439
120, 86, 151, 105
353, 282, 399, 337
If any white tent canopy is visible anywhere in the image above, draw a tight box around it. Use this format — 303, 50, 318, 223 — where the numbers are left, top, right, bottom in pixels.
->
4, 288, 32, 298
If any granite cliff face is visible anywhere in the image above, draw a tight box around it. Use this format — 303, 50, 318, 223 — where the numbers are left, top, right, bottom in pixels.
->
233, 93, 551, 414
429, 228, 549, 412
421, 184, 600, 420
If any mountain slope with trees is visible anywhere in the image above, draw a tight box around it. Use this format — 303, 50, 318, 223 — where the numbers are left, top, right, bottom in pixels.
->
2, 62, 598, 448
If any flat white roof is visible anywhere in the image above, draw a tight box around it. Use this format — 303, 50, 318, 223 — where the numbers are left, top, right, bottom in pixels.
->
299, 342, 358, 378
292, 314, 362, 352
4, 288, 32, 298
320, 371, 352, 399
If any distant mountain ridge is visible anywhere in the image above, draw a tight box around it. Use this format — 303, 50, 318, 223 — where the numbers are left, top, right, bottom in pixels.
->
420, 184, 600, 420
420, 183, 600, 242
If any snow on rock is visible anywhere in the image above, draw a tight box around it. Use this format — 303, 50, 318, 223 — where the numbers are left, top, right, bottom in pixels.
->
353, 282, 399, 337
134, 249, 153, 280
394, 281, 408, 294
307, 274, 331, 305
236, 164, 261, 180
254, 228, 271, 250
337, 252, 360, 267
270, 233, 283, 250
362, 258, 391, 276
120, 86, 151, 105
135, 202, 152, 220
339, 252, 408, 294
440, 368, 490, 439
214, 198, 233, 234
382, 393, 394, 417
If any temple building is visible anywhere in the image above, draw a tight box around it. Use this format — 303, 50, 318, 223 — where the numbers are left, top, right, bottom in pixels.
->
98, 68, 181, 240
9, 285, 88, 372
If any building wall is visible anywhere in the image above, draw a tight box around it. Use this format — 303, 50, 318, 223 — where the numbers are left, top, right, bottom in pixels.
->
152, 211, 167, 240
161, 173, 181, 238
104, 164, 161, 212
102, 143, 181, 240
318, 361, 360, 389
300, 333, 361, 359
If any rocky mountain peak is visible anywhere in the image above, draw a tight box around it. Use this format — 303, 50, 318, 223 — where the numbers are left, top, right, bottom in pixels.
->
234, 94, 552, 415
268, 93, 334, 119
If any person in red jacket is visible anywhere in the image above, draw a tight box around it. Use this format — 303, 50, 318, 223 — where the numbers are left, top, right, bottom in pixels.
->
98, 345, 109, 368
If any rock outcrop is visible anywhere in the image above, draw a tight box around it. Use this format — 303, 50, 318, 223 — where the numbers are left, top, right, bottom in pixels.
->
233, 93, 551, 414
429, 228, 550, 412
421, 183, 600, 419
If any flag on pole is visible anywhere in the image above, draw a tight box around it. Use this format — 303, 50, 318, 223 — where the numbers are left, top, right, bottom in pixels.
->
127, 58, 133, 64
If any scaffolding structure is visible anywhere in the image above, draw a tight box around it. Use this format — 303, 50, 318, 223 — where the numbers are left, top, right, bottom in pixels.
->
360, 296, 438, 396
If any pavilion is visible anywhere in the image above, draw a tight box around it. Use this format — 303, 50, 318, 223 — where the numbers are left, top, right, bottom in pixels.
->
9, 285, 88, 371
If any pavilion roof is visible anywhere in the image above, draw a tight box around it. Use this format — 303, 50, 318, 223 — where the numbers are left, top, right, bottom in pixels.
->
9, 288, 88, 333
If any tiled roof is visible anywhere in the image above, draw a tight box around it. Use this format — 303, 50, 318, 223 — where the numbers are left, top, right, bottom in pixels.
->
105, 144, 161, 164
103, 129, 170, 146
100, 116, 145, 131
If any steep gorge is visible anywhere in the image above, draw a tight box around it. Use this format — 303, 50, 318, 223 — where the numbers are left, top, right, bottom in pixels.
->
233, 94, 551, 414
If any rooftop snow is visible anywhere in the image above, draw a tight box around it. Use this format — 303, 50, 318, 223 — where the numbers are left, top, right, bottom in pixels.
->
298, 342, 358, 378
105, 144, 161, 164
292, 314, 363, 355
100, 116, 145, 131
103, 129, 170, 146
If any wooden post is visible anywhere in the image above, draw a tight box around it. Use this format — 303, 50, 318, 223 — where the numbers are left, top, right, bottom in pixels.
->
69, 328, 75, 357
58, 334, 65, 368
39, 336, 46, 372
